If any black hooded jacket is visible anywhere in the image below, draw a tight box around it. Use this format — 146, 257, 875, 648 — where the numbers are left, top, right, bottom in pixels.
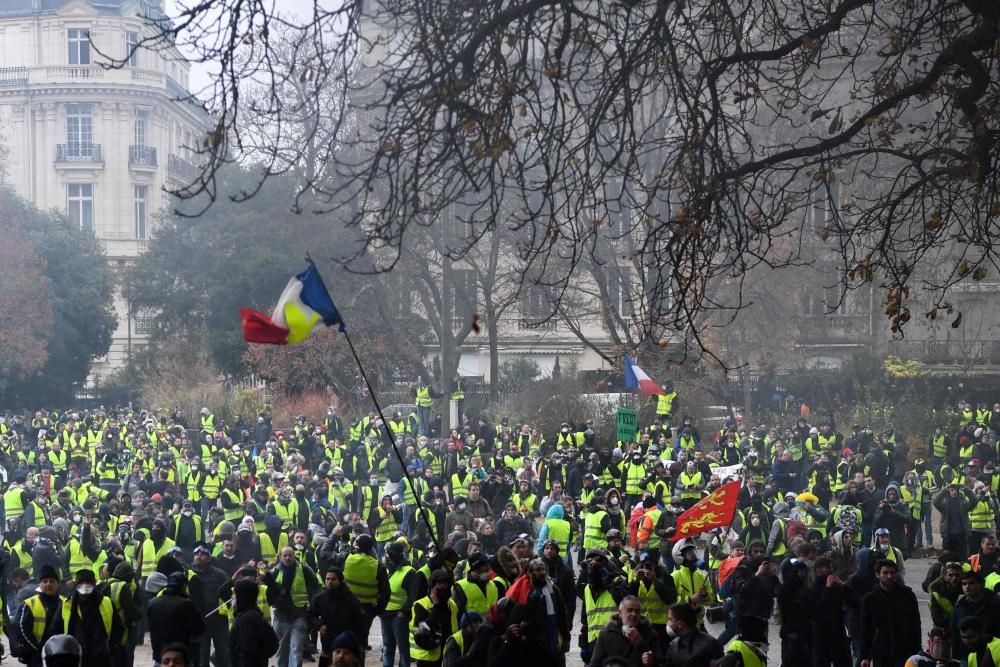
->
229, 579, 279, 667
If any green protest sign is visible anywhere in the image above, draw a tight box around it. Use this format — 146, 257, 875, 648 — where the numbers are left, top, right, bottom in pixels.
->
616, 407, 637, 443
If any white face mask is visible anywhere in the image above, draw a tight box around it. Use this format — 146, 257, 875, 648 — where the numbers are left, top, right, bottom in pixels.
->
76, 584, 95, 595
183, 510, 194, 517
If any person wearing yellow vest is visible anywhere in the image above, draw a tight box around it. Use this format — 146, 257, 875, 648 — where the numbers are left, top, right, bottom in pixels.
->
18, 564, 65, 666
451, 553, 500, 618
61, 568, 115, 665
871, 528, 907, 582
928, 562, 963, 630
264, 546, 321, 667
671, 541, 716, 629
411, 377, 438, 438
579, 549, 627, 658
126, 519, 176, 580
102, 561, 141, 667
259, 515, 290, 565
381, 542, 418, 667
589, 595, 665, 667
722, 615, 769, 667
677, 461, 705, 508
967, 482, 999, 558
409, 568, 460, 666
199, 407, 215, 435
442, 610, 482, 666
373, 495, 403, 557
959, 616, 1000, 667
337, 534, 389, 652
627, 555, 676, 650
656, 379, 678, 423
269, 488, 300, 530
536, 504, 573, 567
173, 500, 203, 556
635, 497, 664, 556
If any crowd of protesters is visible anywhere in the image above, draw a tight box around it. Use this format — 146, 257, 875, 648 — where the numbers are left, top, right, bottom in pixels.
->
0, 388, 999, 667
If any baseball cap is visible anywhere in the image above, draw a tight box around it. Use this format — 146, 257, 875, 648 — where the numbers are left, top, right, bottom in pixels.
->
875, 528, 890, 536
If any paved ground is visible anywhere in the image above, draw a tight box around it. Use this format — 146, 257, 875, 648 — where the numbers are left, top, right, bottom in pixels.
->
110, 550, 934, 666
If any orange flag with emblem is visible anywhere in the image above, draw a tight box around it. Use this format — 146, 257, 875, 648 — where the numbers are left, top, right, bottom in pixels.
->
671, 480, 741, 541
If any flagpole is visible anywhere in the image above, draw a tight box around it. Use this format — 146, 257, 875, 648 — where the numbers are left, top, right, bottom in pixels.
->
339, 327, 441, 552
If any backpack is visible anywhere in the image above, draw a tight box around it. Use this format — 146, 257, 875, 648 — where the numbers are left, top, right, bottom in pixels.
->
834, 505, 861, 536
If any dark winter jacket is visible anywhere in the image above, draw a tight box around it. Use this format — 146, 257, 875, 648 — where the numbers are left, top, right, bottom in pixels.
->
307, 584, 366, 653
589, 614, 665, 667
229, 580, 279, 667
860, 582, 921, 665
148, 589, 206, 661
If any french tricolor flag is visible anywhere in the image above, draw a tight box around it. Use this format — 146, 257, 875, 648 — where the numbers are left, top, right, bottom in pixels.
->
624, 356, 665, 396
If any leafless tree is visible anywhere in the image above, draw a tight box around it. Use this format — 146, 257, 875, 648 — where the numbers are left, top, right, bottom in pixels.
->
131, 0, 1000, 364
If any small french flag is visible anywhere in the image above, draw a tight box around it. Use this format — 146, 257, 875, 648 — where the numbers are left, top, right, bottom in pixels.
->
624, 356, 665, 396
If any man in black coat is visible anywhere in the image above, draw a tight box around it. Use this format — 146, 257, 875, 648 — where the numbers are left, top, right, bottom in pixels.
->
308, 567, 365, 657
860, 559, 920, 667
148, 572, 206, 664
188, 545, 231, 667
811, 556, 854, 667
730, 541, 778, 620
229, 578, 279, 667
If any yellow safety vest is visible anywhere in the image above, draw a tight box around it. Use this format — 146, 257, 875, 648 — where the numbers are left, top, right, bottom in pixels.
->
375, 507, 399, 543
409, 596, 458, 662
583, 586, 616, 644
4, 488, 24, 520
25, 594, 65, 643
450, 473, 471, 498
273, 499, 299, 528
386, 565, 413, 613
415, 387, 433, 408
637, 580, 668, 624
725, 640, 765, 667
201, 415, 215, 433
259, 532, 288, 563
271, 563, 311, 609
128, 537, 176, 578
679, 471, 703, 500
67, 538, 94, 575
455, 577, 499, 616
656, 392, 677, 416
625, 464, 647, 496
544, 517, 571, 552
222, 488, 244, 521
672, 567, 714, 626
932, 435, 947, 458
969, 499, 995, 531
109, 580, 137, 646
61, 595, 113, 636
583, 510, 608, 549
343, 553, 379, 606
969, 638, 1000, 667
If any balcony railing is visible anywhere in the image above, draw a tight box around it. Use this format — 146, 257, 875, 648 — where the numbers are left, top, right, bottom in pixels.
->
519, 317, 557, 331
0, 66, 169, 88
886, 340, 1000, 365
0, 67, 28, 86
129, 145, 157, 166
56, 144, 102, 164
46, 66, 105, 81
167, 153, 199, 181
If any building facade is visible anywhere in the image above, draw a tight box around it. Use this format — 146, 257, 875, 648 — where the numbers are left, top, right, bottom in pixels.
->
0, 0, 207, 376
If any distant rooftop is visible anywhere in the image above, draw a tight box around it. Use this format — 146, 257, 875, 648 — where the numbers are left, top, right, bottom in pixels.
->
0, 0, 169, 21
